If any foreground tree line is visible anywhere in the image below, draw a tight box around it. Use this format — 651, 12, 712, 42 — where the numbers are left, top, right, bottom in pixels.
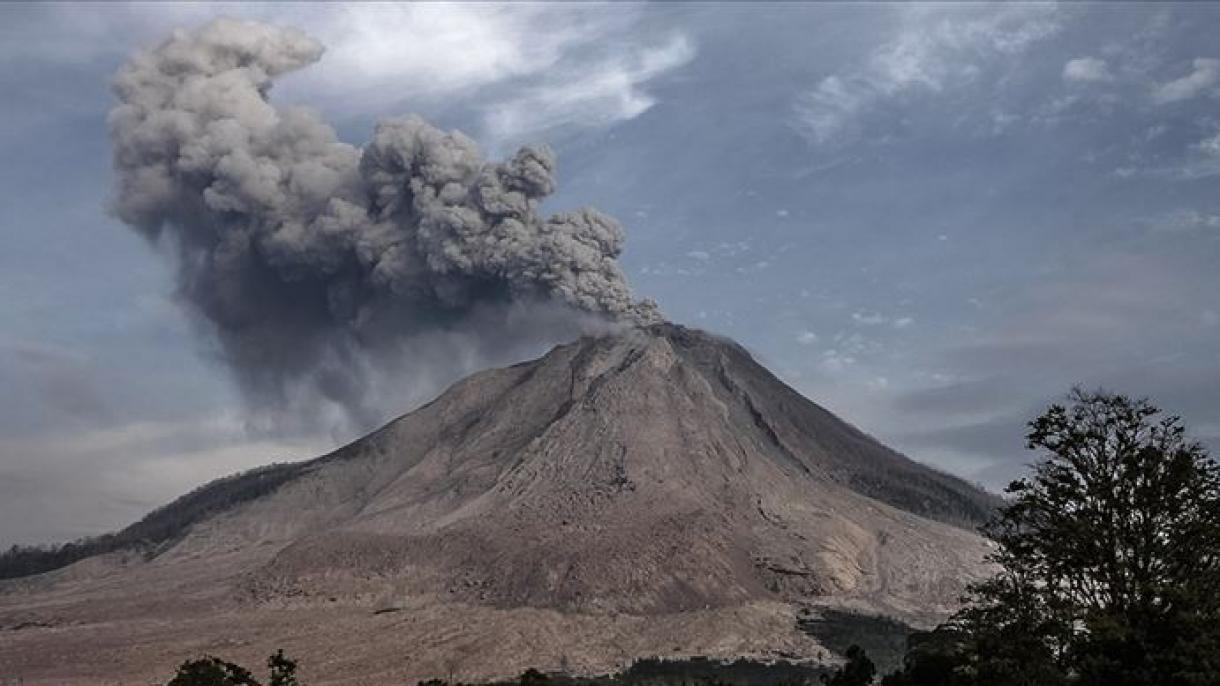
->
162, 389, 1220, 686
166, 649, 301, 686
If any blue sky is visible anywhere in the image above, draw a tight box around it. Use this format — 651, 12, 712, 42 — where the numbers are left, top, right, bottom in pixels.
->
2, 3, 1219, 546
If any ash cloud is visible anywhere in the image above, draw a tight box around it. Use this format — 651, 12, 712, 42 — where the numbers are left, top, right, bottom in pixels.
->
109, 18, 659, 431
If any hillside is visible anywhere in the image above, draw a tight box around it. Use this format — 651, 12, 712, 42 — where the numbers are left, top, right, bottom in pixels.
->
0, 324, 996, 685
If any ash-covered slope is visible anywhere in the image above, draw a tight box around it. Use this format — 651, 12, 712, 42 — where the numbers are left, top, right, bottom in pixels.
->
642, 325, 998, 527
167, 323, 994, 535
0, 325, 997, 685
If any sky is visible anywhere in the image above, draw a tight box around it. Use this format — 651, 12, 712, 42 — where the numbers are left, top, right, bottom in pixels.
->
2, 2, 1219, 547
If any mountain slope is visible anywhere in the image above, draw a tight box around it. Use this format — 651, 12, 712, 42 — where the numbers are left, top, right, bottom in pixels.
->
0, 324, 997, 685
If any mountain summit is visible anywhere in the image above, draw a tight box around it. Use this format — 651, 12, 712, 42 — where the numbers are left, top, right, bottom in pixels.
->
0, 324, 996, 684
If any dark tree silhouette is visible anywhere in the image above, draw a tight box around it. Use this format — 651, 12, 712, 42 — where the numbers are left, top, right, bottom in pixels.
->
164, 650, 302, 686
166, 655, 261, 686
519, 668, 550, 686
821, 645, 875, 686
885, 389, 1220, 686
268, 649, 300, 686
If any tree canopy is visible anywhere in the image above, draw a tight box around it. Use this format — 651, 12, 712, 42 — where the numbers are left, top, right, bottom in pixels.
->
165, 650, 299, 686
885, 388, 1220, 686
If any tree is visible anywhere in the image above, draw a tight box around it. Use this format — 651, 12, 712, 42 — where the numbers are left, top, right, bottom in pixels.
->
165, 651, 301, 686
166, 656, 260, 686
267, 650, 299, 686
1015, 389, 1220, 619
519, 668, 549, 686
822, 645, 876, 686
885, 389, 1220, 685
1006, 389, 1220, 684
881, 627, 970, 686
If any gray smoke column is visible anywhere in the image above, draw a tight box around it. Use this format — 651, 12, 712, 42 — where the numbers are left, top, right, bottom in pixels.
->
110, 18, 660, 430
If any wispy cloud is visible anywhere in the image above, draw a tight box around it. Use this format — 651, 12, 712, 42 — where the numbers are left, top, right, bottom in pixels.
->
1114, 126, 1220, 180
1142, 208, 1220, 233
793, 4, 1061, 145
5, 4, 694, 151
1152, 57, 1220, 104
265, 4, 697, 148
1062, 57, 1113, 83
851, 311, 915, 329
481, 33, 694, 148
796, 330, 819, 345
852, 312, 890, 326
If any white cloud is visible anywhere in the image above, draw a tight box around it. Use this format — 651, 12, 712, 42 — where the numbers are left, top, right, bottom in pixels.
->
715, 241, 753, 257
1143, 124, 1169, 141
1197, 129, 1220, 156
818, 349, 857, 373
481, 33, 694, 147
6, 4, 576, 96
797, 330, 819, 345
292, 5, 589, 100
1153, 57, 1220, 104
852, 311, 890, 326
793, 4, 1060, 145
14, 4, 693, 150
1062, 57, 1113, 83
685, 250, 711, 261
849, 311, 915, 329
270, 5, 696, 147
795, 75, 871, 144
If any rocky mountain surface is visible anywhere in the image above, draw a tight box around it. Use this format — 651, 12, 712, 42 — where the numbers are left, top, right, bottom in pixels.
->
0, 324, 998, 685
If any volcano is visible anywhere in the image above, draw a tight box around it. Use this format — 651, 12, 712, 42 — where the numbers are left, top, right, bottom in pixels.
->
0, 324, 997, 685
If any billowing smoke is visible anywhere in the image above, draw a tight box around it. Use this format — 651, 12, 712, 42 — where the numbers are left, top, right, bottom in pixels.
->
110, 18, 659, 431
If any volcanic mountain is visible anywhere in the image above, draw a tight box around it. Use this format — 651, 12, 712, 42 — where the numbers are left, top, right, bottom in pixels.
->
0, 324, 998, 685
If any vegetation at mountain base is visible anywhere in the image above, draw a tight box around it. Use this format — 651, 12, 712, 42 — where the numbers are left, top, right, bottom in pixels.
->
603, 657, 828, 685
819, 646, 875, 686
0, 462, 309, 579
796, 609, 913, 675
883, 388, 1220, 685
165, 655, 830, 686
165, 649, 299, 686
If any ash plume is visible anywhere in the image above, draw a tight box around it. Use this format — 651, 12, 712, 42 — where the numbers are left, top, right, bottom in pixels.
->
109, 18, 660, 431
